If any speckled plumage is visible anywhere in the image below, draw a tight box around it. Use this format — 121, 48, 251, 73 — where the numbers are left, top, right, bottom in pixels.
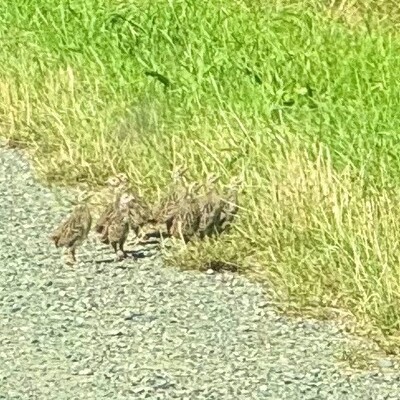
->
168, 198, 202, 242
184, 174, 242, 240
94, 203, 114, 241
155, 182, 202, 241
197, 190, 224, 239
95, 189, 134, 260
50, 204, 92, 265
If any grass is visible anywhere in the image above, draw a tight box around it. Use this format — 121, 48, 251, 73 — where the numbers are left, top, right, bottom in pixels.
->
3, 0, 400, 351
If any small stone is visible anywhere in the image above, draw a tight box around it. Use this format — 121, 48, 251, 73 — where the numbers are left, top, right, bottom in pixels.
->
206, 269, 214, 275
106, 329, 125, 337
238, 325, 254, 332
78, 368, 93, 376
123, 311, 144, 320
11, 304, 21, 312
75, 317, 85, 327
378, 359, 393, 369
131, 386, 148, 394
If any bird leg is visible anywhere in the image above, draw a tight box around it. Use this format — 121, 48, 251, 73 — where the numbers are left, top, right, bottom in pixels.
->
64, 247, 76, 266
111, 242, 119, 260
177, 220, 186, 243
128, 235, 141, 249
112, 241, 125, 261
133, 228, 149, 246
118, 239, 126, 260
137, 227, 149, 243
128, 226, 141, 247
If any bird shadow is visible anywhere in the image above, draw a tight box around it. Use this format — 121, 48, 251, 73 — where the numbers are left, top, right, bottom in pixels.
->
125, 250, 153, 259
94, 258, 116, 265
94, 250, 154, 265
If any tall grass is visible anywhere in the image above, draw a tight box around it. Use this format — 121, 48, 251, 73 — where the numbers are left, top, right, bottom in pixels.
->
2, 0, 400, 349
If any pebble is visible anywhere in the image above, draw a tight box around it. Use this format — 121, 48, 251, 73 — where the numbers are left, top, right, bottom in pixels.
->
75, 317, 85, 327
78, 368, 93, 376
206, 268, 215, 275
378, 359, 394, 369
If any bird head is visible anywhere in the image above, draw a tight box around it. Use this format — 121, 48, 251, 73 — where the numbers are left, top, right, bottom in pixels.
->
119, 193, 136, 210
106, 173, 129, 188
68, 190, 94, 207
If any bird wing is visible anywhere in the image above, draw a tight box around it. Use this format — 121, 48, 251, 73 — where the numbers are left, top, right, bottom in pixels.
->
103, 210, 128, 242
95, 203, 114, 233
55, 219, 85, 247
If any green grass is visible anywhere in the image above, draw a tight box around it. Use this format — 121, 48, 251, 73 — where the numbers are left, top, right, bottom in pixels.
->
3, 0, 400, 351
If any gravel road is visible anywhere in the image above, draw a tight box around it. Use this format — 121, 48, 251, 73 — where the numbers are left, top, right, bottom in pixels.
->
1, 148, 400, 399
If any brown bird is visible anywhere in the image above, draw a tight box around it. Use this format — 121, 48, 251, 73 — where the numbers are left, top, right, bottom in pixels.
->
126, 194, 153, 242
50, 194, 93, 265
146, 165, 190, 239
106, 172, 129, 188
152, 167, 188, 218
97, 188, 135, 261
163, 182, 203, 242
94, 173, 129, 240
94, 200, 115, 236
107, 192, 135, 260
193, 174, 243, 239
168, 201, 200, 242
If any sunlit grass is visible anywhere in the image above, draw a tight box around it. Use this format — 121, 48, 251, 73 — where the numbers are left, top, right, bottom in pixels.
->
2, 0, 400, 350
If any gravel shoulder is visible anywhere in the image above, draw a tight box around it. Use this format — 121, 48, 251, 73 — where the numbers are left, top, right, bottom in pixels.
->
1, 148, 400, 399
